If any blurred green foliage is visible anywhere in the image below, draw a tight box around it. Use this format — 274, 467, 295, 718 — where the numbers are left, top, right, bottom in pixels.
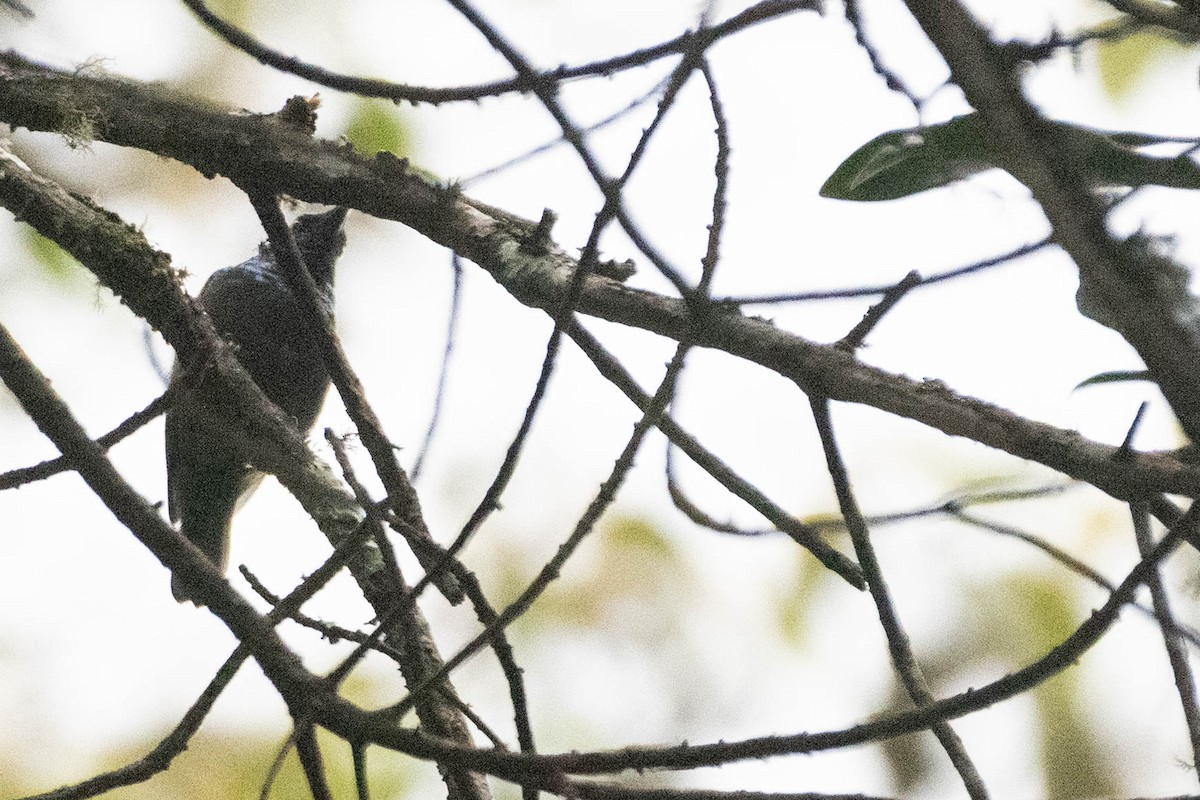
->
501, 514, 688, 633
772, 543, 836, 649
206, 0, 253, 27
876, 558, 1120, 796
1014, 575, 1118, 799
1095, 29, 1191, 103
343, 99, 412, 159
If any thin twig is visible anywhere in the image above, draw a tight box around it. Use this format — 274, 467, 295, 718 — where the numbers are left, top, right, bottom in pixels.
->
22, 511, 379, 800
1131, 502, 1200, 766
322, 431, 409, 602
809, 397, 990, 799
246, 192, 465, 605
950, 509, 1200, 648
412, 253, 464, 481
322, 444, 538, 776
260, 727, 300, 800
995, 17, 1147, 66
836, 270, 922, 351
570, 321, 862, 584
1115, 401, 1149, 460
240, 565, 408, 662
381, 339, 693, 721
665, 441, 761, 536
697, 58, 729, 297
460, 78, 670, 187
179, 0, 816, 104
843, 0, 923, 107
0, 391, 168, 490
718, 239, 1049, 306
444, 0, 720, 299
290, 510, 1193, 777
437, 0, 728, 568
17, 647, 246, 800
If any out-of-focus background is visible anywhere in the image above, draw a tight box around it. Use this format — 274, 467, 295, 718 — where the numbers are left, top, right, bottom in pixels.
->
4, 1, 1200, 797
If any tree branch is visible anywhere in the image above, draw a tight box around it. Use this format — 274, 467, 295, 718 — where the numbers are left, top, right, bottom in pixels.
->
900, 0, 1200, 445
3, 54, 1199, 545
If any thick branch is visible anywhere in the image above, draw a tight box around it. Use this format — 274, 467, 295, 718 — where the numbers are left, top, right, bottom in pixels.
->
2, 54, 1198, 509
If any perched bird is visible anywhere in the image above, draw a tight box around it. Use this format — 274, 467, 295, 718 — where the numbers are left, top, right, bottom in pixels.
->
166, 207, 348, 603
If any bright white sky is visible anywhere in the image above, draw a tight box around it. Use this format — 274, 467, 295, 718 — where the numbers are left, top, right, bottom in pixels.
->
3, 1, 1200, 797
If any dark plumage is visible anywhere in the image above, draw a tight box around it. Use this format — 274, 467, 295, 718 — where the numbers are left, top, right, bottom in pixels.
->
166, 207, 348, 603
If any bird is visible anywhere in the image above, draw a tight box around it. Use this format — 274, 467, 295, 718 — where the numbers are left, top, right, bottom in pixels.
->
166, 206, 348, 603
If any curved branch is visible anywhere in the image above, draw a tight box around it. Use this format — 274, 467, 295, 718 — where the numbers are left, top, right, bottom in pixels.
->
329, 511, 1191, 780
178, 0, 818, 104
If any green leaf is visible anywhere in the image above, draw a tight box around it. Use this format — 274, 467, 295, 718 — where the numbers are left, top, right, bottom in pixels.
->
1010, 575, 1119, 799
773, 547, 834, 649
821, 112, 1200, 202
1072, 370, 1152, 391
819, 114, 992, 201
